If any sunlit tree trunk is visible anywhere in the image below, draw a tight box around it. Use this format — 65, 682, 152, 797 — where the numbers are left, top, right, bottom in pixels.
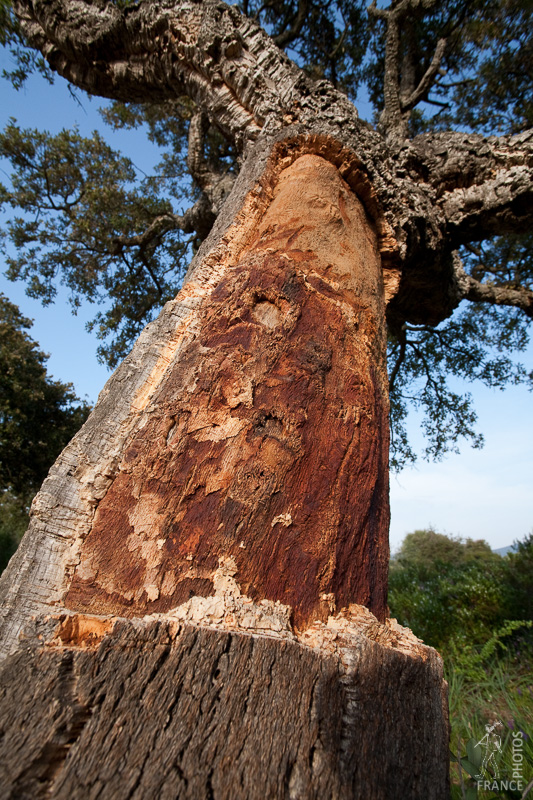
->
0, 135, 395, 646
63, 151, 391, 628
2, 1, 532, 795
0, 134, 449, 798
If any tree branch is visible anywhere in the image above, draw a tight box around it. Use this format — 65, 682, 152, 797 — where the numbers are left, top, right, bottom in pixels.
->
368, 1, 403, 138
406, 130, 533, 244
400, 37, 446, 111
273, 0, 308, 48
453, 254, 533, 318
186, 110, 235, 215
388, 325, 407, 392
464, 277, 533, 318
369, 0, 443, 140
110, 195, 215, 254
12, 0, 304, 150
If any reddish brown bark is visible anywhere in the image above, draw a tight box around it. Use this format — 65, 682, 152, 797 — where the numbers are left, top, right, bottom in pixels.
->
65, 154, 390, 629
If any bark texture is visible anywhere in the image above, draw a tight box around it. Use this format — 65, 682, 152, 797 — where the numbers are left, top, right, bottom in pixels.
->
64, 154, 390, 629
0, 607, 450, 800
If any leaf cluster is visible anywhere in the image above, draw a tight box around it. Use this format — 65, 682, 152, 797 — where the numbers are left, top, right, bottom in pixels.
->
0, 488, 28, 574
439, 0, 533, 135
0, 120, 195, 367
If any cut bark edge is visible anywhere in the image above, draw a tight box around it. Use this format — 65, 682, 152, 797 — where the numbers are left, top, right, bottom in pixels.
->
201, 129, 402, 301
28, 600, 429, 665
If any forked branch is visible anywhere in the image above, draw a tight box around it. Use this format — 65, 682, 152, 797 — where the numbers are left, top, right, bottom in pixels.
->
368, 0, 446, 140
453, 254, 533, 319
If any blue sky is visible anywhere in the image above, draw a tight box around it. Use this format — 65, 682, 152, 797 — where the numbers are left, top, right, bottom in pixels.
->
0, 52, 531, 553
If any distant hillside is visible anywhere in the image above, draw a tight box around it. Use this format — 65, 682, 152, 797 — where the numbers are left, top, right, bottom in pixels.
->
494, 545, 518, 557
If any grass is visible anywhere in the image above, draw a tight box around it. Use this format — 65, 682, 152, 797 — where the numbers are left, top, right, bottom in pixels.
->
447, 654, 533, 799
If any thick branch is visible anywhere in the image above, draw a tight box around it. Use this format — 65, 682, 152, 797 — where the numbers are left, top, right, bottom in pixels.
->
368, 1, 403, 138
406, 130, 533, 244
453, 255, 533, 318
12, 0, 302, 150
369, 0, 442, 140
13, 0, 369, 160
464, 278, 533, 318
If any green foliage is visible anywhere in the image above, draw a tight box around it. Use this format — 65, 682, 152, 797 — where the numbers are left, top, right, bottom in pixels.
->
441, 0, 533, 136
390, 528, 533, 799
0, 121, 194, 367
391, 528, 501, 573
99, 97, 237, 193
389, 529, 533, 654
505, 534, 533, 622
0, 293, 90, 507
448, 660, 533, 799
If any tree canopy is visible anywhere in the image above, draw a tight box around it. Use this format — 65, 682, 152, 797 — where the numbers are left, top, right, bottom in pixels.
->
0, 0, 532, 467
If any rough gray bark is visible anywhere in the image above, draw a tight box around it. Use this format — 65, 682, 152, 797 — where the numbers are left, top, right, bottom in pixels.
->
0, 608, 450, 800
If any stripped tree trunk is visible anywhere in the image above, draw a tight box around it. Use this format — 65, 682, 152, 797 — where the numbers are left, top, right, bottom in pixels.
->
0, 134, 397, 650
64, 151, 391, 628
0, 133, 449, 798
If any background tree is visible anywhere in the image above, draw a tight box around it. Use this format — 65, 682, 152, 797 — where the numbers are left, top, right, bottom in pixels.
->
390, 527, 501, 574
389, 528, 533, 797
0, 293, 90, 571
389, 528, 533, 657
0, 0, 531, 466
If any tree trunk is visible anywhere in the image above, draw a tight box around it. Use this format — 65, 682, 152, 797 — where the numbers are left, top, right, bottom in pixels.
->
63, 151, 391, 629
0, 132, 450, 798
0, 609, 449, 800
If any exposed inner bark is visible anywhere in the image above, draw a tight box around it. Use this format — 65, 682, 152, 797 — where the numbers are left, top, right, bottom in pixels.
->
64, 154, 390, 628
